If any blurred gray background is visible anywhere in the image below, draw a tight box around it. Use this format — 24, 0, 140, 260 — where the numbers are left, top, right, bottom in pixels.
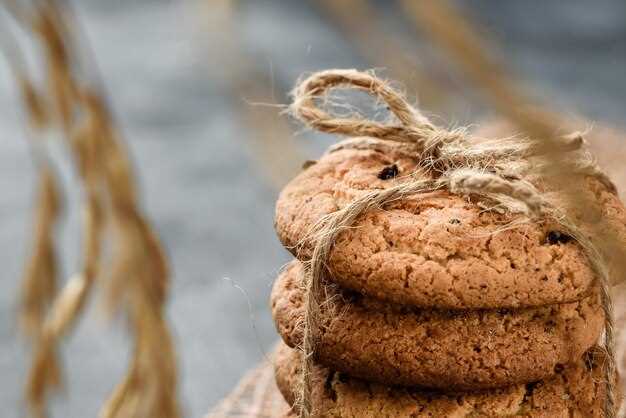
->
0, 1, 624, 417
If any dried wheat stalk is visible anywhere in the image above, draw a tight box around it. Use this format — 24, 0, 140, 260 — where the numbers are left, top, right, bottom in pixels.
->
316, 0, 448, 110
204, 0, 306, 188
1, 12, 61, 343
2, 1, 180, 417
19, 166, 62, 340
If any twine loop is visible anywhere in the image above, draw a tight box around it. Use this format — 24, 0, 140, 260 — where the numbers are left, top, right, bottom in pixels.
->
288, 69, 617, 418
291, 69, 463, 162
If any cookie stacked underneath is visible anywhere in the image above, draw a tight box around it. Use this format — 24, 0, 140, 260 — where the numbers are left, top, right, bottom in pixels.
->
271, 138, 626, 417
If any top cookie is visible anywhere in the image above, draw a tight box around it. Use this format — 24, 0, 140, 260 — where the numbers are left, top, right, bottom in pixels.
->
275, 137, 626, 309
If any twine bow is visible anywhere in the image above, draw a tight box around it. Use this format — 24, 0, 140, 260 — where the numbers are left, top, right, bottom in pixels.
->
289, 69, 617, 418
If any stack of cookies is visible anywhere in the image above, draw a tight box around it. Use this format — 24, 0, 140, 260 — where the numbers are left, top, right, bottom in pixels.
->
270, 137, 625, 417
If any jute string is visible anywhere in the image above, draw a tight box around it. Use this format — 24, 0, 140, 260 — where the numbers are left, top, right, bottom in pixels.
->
289, 69, 617, 418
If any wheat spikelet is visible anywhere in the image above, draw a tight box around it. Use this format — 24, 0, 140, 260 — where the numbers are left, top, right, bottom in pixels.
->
202, 0, 307, 188
3, 27, 61, 340
316, 0, 447, 110
2, 2, 181, 417
19, 167, 62, 340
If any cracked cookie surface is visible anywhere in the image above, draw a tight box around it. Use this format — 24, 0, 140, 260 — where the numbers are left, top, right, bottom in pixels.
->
274, 342, 615, 418
274, 138, 626, 308
272, 260, 603, 390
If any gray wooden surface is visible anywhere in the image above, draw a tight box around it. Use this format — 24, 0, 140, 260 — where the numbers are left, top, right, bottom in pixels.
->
0, 1, 624, 417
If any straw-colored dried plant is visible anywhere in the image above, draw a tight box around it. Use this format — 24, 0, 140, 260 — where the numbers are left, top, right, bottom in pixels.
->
1, 1, 180, 418
316, 0, 448, 110
19, 166, 62, 340
203, 0, 306, 188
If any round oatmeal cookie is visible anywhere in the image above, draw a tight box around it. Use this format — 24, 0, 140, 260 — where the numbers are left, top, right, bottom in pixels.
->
271, 261, 603, 390
274, 342, 617, 418
274, 137, 626, 309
